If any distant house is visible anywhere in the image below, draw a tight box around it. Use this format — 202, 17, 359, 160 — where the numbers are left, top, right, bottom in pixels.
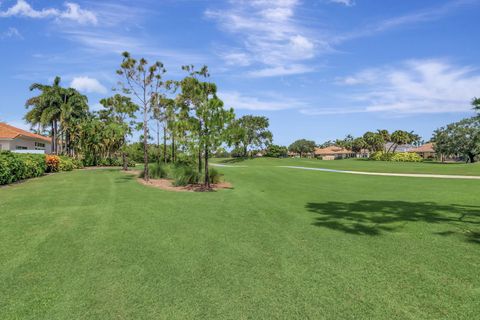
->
409, 142, 436, 159
314, 146, 355, 160
384, 142, 415, 153
0, 122, 51, 154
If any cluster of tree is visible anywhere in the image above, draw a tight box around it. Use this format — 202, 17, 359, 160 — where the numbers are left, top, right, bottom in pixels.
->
25, 52, 277, 188
333, 130, 421, 154
432, 99, 480, 163
25, 77, 138, 169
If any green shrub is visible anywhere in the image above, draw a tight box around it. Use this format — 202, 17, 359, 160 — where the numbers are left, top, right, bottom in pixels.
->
208, 167, 223, 184
59, 156, 74, 171
369, 151, 393, 161
172, 164, 199, 186
139, 163, 168, 179
265, 144, 288, 158
0, 152, 46, 185
127, 159, 136, 167
370, 151, 423, 162
391, 152, 423, 162
72, 158, 84, 169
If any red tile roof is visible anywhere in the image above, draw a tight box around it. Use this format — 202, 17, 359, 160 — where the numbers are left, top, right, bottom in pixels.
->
0, 122, 51, 142
409, 143, 435, 153
314, 146, 353, 155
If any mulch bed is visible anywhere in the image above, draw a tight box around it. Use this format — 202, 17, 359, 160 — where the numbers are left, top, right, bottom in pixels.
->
124, 170, 232, 192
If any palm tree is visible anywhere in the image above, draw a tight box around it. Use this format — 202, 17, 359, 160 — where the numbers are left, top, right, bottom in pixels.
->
58, 88, 89, 156
25, 76, 64, 154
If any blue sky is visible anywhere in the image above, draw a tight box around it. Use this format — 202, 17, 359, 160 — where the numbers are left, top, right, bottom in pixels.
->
1, 0, 479, 145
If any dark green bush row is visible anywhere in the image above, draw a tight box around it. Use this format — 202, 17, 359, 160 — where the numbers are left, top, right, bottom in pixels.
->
0, 152, 46, 185
0, 152, 87, 185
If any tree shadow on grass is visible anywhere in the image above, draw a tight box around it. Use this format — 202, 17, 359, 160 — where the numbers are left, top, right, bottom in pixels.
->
115, 174, 135, 183
305, 201, 480, 243
217, 158, 248, 164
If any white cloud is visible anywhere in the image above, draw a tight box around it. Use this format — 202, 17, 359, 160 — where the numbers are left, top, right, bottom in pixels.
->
0, 27, 22, 39
329, 0, 355, 6
0, 0, 58, 18
222, 52, 251, 67
247, 64, 313, 77
70, 76, 107, 94
59, 2, 97, 25
219, 90, 306, 111
0, 0, 97, 25
334, 59, 480, 114
205, 0, 319, 77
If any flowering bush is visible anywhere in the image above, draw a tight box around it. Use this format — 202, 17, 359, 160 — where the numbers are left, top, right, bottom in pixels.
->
45, 155, 60, 172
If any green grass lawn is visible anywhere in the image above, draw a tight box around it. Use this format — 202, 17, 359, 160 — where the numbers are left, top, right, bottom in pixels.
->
1, 159, 479, 319
213, 157, 480, 176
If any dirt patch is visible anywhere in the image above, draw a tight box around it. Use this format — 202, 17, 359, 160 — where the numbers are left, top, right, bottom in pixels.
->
124, 170, 232, 192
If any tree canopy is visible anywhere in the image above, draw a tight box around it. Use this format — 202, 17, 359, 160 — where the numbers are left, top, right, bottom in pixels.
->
433, 117, 480, 163
228, 115, 272, 157
288, 139, 316, 157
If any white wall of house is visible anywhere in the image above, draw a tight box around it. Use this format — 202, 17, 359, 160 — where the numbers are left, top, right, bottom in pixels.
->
0, 139, 11, 151
0, 137, 51, 153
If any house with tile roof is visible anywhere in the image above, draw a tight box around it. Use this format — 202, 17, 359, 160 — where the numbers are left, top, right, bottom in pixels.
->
314, 146, 355, 160
0, 122, 51, 153
409, 142, 436, 159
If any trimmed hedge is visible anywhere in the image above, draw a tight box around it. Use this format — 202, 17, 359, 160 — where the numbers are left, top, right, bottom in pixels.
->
370, 151, 423, 162
0, 152, 85, 185
391, 152, 423, 162
0, 152, 46, 185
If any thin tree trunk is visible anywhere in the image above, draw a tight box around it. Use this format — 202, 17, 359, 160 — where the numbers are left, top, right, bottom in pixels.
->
198, 122, 202, 173
468, 153, 476, 163
171, 133, 175, 163
198, 148, 202, 173
122, 151, 128, 171
156, 121, 160, 165
163, 126, 167, 164
143, 104, 149, 181
204, 144, 210, 188
51, 121, 55, 154
53, 120, 58, 154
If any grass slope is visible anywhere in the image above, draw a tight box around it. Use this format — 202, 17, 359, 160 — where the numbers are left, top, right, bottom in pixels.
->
1, 161, 479, 319
213, 157, 480, 176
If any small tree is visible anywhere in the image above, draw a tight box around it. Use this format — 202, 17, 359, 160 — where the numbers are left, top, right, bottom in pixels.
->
178, 66, 234, 188
265, 144, 288, 158
433, 117, 480, 163
99, 94, 139, 170
289, 139, 316, 157
117, 52, 166, 181
228, 115, 272, 157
